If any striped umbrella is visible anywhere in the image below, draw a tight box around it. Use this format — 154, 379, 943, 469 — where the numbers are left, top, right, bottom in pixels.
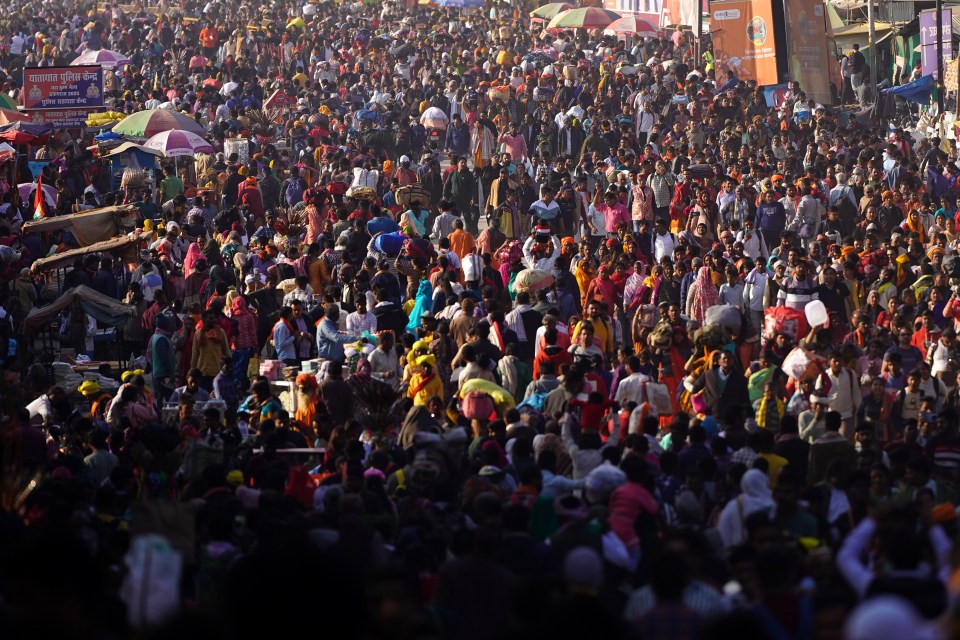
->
112, 109, 206, 137
530, 2, 575, 20
143, 130, 215, 157
70, 48, 131, 70
547, 7, 621, 29
604, 14, 659, 36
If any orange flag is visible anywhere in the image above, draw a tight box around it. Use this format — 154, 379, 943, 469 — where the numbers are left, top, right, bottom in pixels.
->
32, 174, 45, 220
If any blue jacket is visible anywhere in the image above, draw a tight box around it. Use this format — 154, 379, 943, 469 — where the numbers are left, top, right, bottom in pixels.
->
445, 122, 470, 156
315, 317, 357, 362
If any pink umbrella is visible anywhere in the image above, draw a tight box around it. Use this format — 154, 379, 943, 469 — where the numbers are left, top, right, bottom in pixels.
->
112, 109, 207, 137
143, 130, 214, 157
18, 182, 57, 206
604, 15, 659, 36
70, 48, 131, 70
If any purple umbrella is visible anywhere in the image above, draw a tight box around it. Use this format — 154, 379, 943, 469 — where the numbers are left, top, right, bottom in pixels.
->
143, 130, 215, 157
70, 48, 131, 69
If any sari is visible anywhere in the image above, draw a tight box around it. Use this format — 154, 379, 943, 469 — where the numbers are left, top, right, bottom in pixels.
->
574, 259, 595, 307
689, 266, 720, 325
183, 242, 202, 278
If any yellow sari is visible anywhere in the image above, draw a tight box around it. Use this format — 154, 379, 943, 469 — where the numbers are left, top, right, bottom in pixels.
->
574, 259, 595, 307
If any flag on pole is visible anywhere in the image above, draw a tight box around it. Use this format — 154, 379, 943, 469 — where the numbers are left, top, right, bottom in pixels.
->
32, 175, 45, 220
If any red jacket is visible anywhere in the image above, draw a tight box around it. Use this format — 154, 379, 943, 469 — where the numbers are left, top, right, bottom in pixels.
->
238, 179, 264, 217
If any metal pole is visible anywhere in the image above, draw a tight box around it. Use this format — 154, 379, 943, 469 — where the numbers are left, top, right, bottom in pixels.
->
867, 0, 876, 102
697, 4, 704, 70
937, 0, 945, 113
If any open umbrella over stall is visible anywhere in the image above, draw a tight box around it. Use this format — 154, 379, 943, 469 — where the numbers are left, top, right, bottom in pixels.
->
530, 2, 575, 20
19, 182, 57, 206
547, 7, 621, 29
143, 130, 214, 157
112, 109, 206, 137
70, 49, 131, 70
604, 14, 659, 36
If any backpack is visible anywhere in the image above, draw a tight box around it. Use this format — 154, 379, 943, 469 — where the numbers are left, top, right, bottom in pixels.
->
460, 391, 495, 420
284, 177, 306, 206
327, 180, 348, 196
834, 188, 856, 225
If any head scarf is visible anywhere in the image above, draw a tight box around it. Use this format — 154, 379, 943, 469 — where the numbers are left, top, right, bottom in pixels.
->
739, 468, 775, 514
415, 354, 437, 367
690, 266, 720, 324
295, 372, 318, 390
203, 237, 223, 268
717, 468, 775, 547
183, 241, 202, 277
231, 295, 249, 317
203, 264, 223, 301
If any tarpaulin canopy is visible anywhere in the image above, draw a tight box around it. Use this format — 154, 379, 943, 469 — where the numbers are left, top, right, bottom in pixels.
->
21, 205, 139, 245
882, 74, 936, 104
0, 120, 52, 143
23, 285, 135, 334
30, 230, 148, 273
103, 142, 165, 158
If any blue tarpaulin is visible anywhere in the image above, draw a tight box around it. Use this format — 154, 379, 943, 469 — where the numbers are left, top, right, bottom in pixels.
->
882, 74, 935, 104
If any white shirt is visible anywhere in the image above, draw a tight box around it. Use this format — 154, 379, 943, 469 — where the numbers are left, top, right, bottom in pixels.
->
521, 235, 561, 270
614, 372, 653, 406
737, 228, 766, 259
816, 367, 861, 419
351, 167, 379, 189
654, 231, 678, 261
742, 269, 769, 312
10, 35, 24, 55
346, 310, 377, 335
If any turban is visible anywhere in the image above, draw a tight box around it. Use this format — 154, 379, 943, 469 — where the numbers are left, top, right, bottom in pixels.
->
415, 354, 437, 367
78, 380, 101, 397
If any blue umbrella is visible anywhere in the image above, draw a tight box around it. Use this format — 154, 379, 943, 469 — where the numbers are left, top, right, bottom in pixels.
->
95, 131, 123, 141
436, 0, 484, 7
356, 109, 379, 123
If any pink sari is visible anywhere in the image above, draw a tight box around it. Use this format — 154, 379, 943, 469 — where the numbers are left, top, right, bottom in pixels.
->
690, 266, 720, 324
183, 242, 202, 278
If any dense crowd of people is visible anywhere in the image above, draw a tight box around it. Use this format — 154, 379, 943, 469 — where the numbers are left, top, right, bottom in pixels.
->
1, 0, 960, 639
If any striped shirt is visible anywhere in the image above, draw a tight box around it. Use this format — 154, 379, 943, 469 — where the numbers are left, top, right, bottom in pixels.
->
777, 276, 819, 309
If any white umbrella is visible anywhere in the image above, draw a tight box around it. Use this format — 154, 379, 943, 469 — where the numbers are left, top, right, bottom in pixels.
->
219, 81, 239, 97
420, 106, 449, 129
